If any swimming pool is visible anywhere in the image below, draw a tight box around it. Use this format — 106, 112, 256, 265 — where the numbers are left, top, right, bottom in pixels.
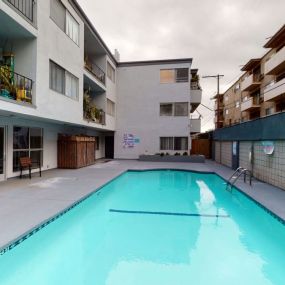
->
0, 170, 284, 285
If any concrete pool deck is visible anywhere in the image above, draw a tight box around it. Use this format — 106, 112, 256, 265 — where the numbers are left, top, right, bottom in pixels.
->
0, 159, 285, 250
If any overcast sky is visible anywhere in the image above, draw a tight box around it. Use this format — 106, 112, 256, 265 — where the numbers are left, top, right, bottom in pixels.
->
79, 0, 285, 131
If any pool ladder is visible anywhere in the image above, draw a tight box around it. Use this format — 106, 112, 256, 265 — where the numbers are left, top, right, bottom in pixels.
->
226, 167, 252, 192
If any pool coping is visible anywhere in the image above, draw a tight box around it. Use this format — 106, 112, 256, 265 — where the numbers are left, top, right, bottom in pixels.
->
1, 167, 285, 256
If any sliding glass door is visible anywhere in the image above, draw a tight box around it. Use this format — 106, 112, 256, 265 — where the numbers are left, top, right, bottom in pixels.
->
0, 127, 5, 181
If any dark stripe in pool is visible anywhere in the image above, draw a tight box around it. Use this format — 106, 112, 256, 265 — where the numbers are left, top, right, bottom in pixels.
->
109, 209, 230, 218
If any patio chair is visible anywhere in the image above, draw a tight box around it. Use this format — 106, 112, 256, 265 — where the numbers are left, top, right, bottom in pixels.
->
19, 157, 42, 179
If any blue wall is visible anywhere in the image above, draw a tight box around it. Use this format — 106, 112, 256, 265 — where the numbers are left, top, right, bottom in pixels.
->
213, 112, 285, 141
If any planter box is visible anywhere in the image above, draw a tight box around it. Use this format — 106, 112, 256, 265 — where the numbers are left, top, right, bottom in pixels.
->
138, 155, 205, 163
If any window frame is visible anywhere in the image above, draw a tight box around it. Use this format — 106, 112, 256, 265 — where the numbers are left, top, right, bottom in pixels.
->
13, 127, 44, 172
107, 61, 115, 83
160, 137, 174, 151
107, 99, 115, 117
159, 136, 188, 151
50, 0, 80, 46
160, 68, 189, 84
49, 60, 79, 101
174, 102, 189, 116
160, 103, 173, 116
174, 137, 188, 151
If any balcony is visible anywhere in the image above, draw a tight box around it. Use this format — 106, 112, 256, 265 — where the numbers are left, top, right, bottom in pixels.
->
190, 117, 201, 133
0, 66, 33, 104
190, 88, 202, 113
264, 77, 285, 102
5, 0, 35, 23
84, 60, 105, 86
241, 97, 260, 112
265, 46, 285, 75
241, 74, 262, 92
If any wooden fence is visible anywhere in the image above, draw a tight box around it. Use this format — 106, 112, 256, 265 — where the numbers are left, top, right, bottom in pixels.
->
191, 139, 211, 159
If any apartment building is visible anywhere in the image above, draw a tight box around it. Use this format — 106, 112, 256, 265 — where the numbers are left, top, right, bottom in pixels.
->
0, 0, 202, 181
114, 60, 201, 159
214, 24, 285, 128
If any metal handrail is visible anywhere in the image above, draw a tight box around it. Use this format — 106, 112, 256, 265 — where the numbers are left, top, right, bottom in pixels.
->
84, 59, 106, 85
226, 167, 252, 192
0, 66, 33, 103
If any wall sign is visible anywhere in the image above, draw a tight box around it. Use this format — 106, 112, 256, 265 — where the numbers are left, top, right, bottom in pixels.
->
262, 141, 274, 155
123, 134, 140, 148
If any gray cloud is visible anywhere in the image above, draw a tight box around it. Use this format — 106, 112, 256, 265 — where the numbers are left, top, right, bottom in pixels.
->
79, 0, 285, 131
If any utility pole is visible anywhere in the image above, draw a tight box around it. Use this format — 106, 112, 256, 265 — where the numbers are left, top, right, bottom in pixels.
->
202, 74, 224, 96
202, 74, 224, 128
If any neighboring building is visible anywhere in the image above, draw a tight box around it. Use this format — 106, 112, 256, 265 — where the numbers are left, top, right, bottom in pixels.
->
214, 24, 285, 128
0, 0, 202, 181
211, 24, 285, 190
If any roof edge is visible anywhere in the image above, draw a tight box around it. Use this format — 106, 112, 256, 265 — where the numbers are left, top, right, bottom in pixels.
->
118, 58, 193, 67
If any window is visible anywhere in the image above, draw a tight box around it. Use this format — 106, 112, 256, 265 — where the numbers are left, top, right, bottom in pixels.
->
13, 127, 43, 172
107, 62, 115, 83
50, 61, 65, 94
160, 103, 173, 116
160, 102, 188, 116
225, 109, 229, 115
160, 69, 175, 83
50, 61, 79, 100
160, 137, 188, 151
50, 0, 66, 31
265, 107, 274, 116
225, 95, 229, 102
65, 71, 79, 99
174, 137, 188, 150
174, 102, 188, 116
235, 101, 240, 108
66, 12, 79, 45
176, 68, 189, 82
160, 68, 189, 83
107, 99, 115, 116
160, 137, 174, 150
234, 84, 240, 92
50, 0, 79, 45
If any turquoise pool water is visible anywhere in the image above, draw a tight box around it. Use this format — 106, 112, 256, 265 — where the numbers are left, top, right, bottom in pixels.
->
0, 170, 285, 285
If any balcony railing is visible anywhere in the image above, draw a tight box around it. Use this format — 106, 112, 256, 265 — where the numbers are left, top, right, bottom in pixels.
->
84, 59, 106, 85
241, 73, 262, 92
6, 0, 35, 22
190, 116, 201, 133
264, 45, 285, 75
241, 96, 260, 112
190, 81, 201, 90
0, 66, 33, 104
264, 77, 285, 102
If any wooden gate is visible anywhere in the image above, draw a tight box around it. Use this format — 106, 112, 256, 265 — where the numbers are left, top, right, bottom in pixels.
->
191, 139, 211, 159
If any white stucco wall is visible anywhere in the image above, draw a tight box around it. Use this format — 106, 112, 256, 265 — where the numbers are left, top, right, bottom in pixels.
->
115, 62, 191, 159
0, 117, 106, 179
0, 0, 116, 132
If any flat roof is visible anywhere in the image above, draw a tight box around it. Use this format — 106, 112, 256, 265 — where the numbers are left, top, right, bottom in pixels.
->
264, 24, 285, 48
241, 58, 261, 71
118, 58, 193, 67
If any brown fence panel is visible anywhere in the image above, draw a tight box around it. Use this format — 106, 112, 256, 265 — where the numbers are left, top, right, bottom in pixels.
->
191, 139, 211, 159
58, 135, 96, 169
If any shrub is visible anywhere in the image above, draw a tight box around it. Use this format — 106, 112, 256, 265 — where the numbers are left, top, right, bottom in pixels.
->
174, 152, 180, 156
183, 152, 188, 156
160, 152, 165, 157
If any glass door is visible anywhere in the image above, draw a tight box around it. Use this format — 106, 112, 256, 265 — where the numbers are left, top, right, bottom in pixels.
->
0, 127, 5, 181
